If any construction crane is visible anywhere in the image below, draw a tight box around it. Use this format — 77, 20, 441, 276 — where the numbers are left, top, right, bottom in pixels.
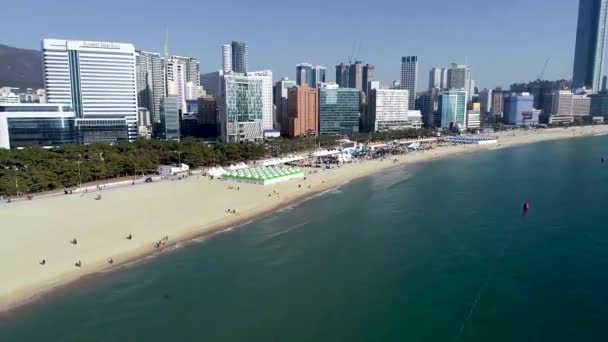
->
537, 57, 551, 81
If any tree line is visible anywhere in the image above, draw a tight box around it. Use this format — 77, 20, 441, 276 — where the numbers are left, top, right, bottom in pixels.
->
0, 129, 434, 196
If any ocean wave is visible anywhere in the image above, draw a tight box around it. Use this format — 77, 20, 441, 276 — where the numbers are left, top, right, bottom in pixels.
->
267, 221, 310, 239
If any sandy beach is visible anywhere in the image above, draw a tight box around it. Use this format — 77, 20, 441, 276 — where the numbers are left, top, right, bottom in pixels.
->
1, 125, 608, 311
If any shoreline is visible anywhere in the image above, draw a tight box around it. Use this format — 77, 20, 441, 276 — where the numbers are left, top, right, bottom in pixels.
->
2, 125, 608, 313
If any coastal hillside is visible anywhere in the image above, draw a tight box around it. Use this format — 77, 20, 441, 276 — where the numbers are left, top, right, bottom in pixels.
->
0, 44, 43, 89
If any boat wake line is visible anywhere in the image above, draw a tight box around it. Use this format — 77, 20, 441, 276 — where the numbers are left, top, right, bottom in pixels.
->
453, 225, 516, 341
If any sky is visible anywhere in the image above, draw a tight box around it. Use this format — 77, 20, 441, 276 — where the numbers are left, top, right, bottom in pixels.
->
0, 0, 579, 89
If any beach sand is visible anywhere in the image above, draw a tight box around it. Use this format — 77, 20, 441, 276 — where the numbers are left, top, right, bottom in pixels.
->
1, 125, 608, 310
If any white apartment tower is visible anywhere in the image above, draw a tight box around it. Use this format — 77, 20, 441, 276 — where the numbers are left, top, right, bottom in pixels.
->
136, 51, 165, 123
247, 70, 274, 131
222, 44, 232, 73
42, 39, 139, 140
400, 56, 418, 110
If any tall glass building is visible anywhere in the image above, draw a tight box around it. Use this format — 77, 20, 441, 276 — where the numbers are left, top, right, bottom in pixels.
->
318, 84, 360, 135
160, 96, 180, 141
231, 41, 248, 73
42, 39, 137, 141
136, 51, 165, 124
573, 0, 608, 92
296, 63, 313, 86
220, 74, 264, 142
439, 89, 467, 129
401, 56, 418, 110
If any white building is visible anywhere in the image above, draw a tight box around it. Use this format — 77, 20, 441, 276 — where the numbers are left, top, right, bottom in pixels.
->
42, 39, 138, 141
166, 56, 201, 112
135, 51, 165, 123
447, 63, 474, 102
247, 70, 274, 131
222, 44, 232, 73
220, 73, 265, 142
429, 67, 442, 90
367, 88, 421, 131
157, 163, 189, 176
0, 87, 19, 103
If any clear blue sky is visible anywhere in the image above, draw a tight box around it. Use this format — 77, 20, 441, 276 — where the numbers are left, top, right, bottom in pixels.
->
1, 0, 578, 89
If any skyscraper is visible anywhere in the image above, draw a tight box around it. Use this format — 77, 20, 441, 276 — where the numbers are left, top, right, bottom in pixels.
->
222, 44, 232, 73
136, 51, 165, 124
220, 73, 264, 142
318, 83, 360, 135
349, 61, 363, 91
296, 63, 313, 86
479, 88, 493, 122
572, 0, 608, 92
160, 96, 180, 141
247, 70, 274, 131
439, 89, 467, 128
42, 39, 138, 141
166, 59, 187, 112
231, 41, 248, 73
362, 64, 375, 95
335, 63, 349, 88
366, 89, 411, 132
287, 84, 319, 137
275, 78, 296, 134
311, 66, 326, 87
400, 56, 418, 110
429, 67, 442, 90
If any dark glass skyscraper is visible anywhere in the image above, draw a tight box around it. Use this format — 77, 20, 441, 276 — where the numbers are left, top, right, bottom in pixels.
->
335, 63, 349, 88
296, 63, 313, 86
231, 41, 248, 73
573, 0, 608, 92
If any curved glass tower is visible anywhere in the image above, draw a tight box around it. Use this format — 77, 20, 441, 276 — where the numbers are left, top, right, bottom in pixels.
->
573, 0, 608, 92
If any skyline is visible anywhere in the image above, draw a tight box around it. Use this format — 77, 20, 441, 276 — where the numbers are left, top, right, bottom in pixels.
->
0, 0, 580, 89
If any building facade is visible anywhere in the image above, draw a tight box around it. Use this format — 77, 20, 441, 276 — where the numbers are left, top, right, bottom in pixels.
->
362, 64, 375, 96
366, 89, 416, 132
335, 63, 349, 88
318, 83, 360, 135
222, 44, 232, 73
231, 41, 248, 73
590, 92, 608, 118
446, 63, 473, 102
287, 84, 318, 137
42, 39, 137, 141
429, 67, 443, 90
160, 96, 180, 141
349, 61, 363, 91
439, 89, 467, 129
400, 56, 418, 110
478, 88, 492, 122
573, 0, 608, 91
274, 78, 296, 135
296, 63, 313, 86
503, 93, 536, 126
311, 66, 326, 87
247, 70, 274, 131
136, 51, 165, 124
220, 73, 264, 142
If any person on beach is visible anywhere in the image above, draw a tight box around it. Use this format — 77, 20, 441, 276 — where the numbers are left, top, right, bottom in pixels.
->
126, 234, 132, 240
71, 238, 78, 245
108, 258, 114, 264
40, 259, 46, 265
75, 261, 82, 267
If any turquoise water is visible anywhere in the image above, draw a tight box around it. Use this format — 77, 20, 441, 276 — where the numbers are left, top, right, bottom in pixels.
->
2, 136, 608, 341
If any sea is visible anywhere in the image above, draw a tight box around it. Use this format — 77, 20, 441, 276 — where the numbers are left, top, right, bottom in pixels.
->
2, 135, 608, 341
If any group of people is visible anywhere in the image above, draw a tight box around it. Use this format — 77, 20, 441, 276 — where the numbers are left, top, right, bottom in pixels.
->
39, 233, 136, 268
225, 208, 237, 214
154, 236, 169, 249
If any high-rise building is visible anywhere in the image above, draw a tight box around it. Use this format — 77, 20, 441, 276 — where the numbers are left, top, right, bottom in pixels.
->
42, 39, 137, 141
274, 78, 296, 135
172, 56, 200, 88
296, 63, 313, 86
439, 89, 467, 129
231, 41, 248, 73
362, 64, 375, 95
247, 70, 274, 131
335, 63, 349, 88
590, 91, 608, 118
429, 67, 443, 90
467, 103, 481, 129
220, 73, 264, 142
318, 83, 360, 135
201, 71, 223, 98
160, 96, 180, 140
479, 88, 492, 122
166, 59, 187, 113
136, 51, 165, 124
400, 56, 418, 110
440, 68, 449, 90
572, 94, 591, 118
287, 84, 318, 137
510, 79, 569, 112
491, 88, 507, 118
349, 61, 363, 91
366, 89, 420, 132
311, 66, 326, 87
572, 0, 608, 92
416, 88, 440, 127
446, 63, 473, 101
503, 93, 536, 126
222, 44, 232, 73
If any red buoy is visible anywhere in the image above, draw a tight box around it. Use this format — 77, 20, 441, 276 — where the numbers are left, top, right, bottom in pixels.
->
523, 202, 530, 212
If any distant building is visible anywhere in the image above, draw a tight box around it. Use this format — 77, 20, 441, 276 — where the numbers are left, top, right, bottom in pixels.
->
247, 70, 274, 131
590, 92, 608, 118
287, 84, 318, 137
198, 95, 218, 139
429, 67, 443, 90
572, 0, 608, 92
467, 103, 481, 130
231, 41, 248, 73
416, 90, 439, 127
478, 88, 492, 122
296, 63, 313, 86
167, 56, 200, 112
222, 44, 232, 73
0, 88, 19, 104
137, 108, 153, 139
446, 63, 473, 102
400, 56, 418, 110
318, 83, 360, 135
510, 80, 570, 112
367, 89, 420, 132
503, 93, 537, 126
160, 96, 180, 141
311, 66, 326, 87
201, 71, 222, 98
274, 78, 296, 135
491, 88, 507, 118
572, 94, 591, 119
335, 63, 350, 88
220, 73, 264, 142
439, 89, 467, 129
543, 90, 574, 124
349, 61, 363, 91
136, 51, 165, 124
362, 64, 375, 95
